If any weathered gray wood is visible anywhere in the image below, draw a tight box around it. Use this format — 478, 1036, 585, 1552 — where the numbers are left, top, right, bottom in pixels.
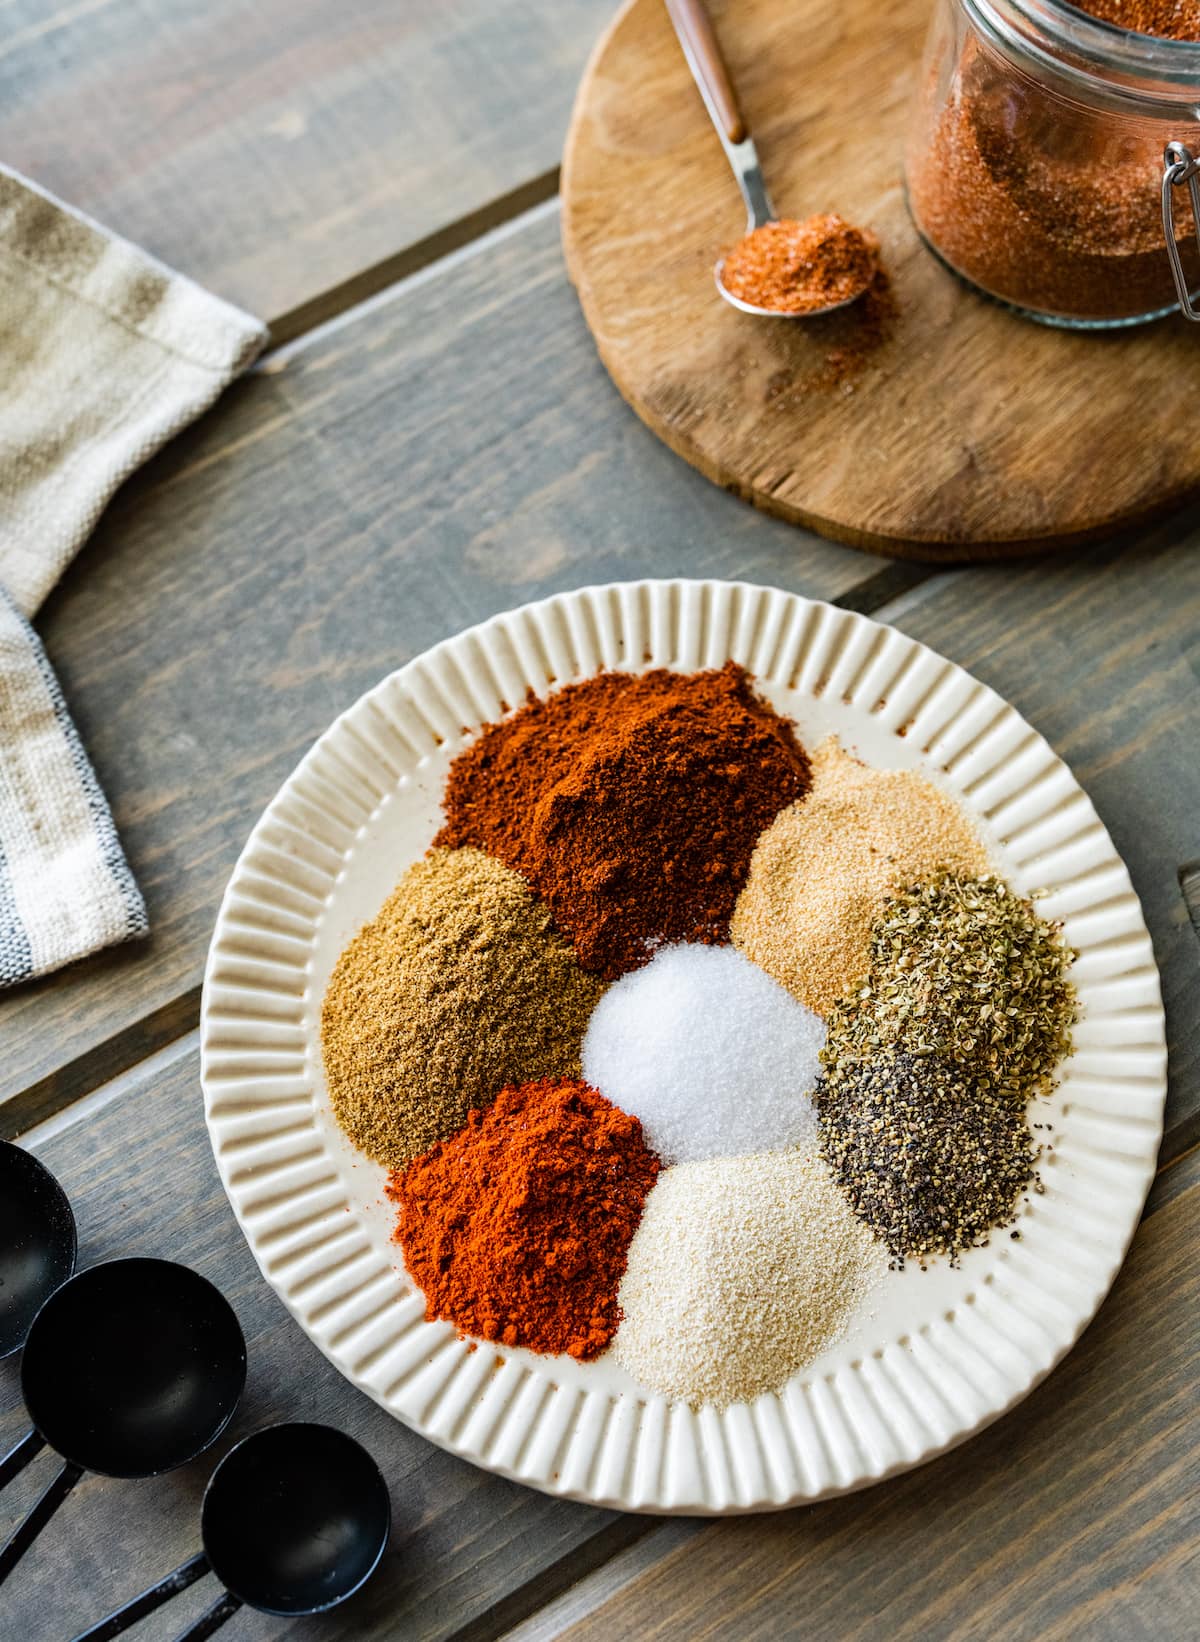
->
518, 1146, 1200, 1642
0, 0, 613, 325
4, 1059, 1193, 1642
0, 206, 873, 1128
887, 528, 1200, 1162
0, 1047, 636, 1642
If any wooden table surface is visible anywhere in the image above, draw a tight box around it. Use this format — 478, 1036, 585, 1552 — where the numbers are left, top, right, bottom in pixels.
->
1, 3, 1197, 1637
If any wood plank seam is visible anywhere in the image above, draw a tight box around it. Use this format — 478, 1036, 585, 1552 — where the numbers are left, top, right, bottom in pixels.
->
497, 1518, 701, 1642
1179, 862, 1200, 944
445, 1516, 656, 1642
827, 563, 937, 618
267, 167, 565, 349
1, 984, 201, 1143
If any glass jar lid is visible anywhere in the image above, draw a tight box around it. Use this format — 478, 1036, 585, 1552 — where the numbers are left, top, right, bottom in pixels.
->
967, 0, 1200, 111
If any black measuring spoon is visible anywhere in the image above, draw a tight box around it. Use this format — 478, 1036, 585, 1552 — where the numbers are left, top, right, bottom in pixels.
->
0, 1141, 78, 1490
0, 1141, 77, 1359
74, 1422, 391, 1642
0, 1257, 246, 1587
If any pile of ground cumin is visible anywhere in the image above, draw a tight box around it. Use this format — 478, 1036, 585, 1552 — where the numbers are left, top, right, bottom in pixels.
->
321, 847, 605, 1169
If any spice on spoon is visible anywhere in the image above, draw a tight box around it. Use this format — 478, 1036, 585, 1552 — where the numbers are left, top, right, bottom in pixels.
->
721, 213, 880, 314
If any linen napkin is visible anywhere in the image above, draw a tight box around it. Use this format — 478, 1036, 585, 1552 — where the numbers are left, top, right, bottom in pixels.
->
0, 164, 267, 986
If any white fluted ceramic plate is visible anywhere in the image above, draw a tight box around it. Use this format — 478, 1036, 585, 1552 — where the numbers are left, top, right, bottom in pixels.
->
202, 580, 1165, 1513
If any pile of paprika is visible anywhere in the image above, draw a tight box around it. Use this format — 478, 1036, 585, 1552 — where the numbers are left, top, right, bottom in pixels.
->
388, 1077, 660, 1361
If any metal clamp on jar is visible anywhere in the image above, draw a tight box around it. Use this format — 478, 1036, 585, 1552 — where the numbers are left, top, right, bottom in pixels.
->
906, 0, 1200, 327
1163, 141, 1200, 318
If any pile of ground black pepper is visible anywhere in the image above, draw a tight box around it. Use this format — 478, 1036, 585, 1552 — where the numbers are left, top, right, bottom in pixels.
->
816, 872, 1075, 1264
815, 1051, 1039, 1266
435, 662, 810, 979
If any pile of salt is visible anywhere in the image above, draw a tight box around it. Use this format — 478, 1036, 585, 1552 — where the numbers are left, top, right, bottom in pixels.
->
582, 943, 824, 1164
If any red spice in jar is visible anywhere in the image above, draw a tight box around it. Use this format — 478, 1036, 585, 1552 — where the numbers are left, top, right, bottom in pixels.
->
720, 214, 880, 315
1073, 0, 1200, 39
907, 35, 1199, 322
435, 661, 811, 979
389, 1077, 660, 1361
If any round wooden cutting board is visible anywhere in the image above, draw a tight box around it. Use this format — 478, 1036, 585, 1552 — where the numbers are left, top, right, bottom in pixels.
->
561, 0, 1200, 561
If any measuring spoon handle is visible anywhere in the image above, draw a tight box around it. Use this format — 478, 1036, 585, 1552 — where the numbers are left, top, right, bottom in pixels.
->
172, 1588, 243, 1642
0, 1426, 45, 1493
664, 0, 746, 144
0, 1456, 83, 1585
71, 1551, 212, 1642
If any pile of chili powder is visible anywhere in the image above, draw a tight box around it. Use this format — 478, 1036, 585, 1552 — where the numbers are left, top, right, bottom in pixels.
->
435, 660, 811, 979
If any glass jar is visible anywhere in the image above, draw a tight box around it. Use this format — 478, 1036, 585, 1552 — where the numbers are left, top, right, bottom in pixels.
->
905, 0, 1200, 327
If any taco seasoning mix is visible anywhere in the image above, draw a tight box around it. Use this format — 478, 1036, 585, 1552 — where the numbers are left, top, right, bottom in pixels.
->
906, 0, 1200, 325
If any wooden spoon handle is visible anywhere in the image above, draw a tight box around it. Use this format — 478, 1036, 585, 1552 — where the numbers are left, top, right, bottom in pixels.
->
663, 0, 747, 145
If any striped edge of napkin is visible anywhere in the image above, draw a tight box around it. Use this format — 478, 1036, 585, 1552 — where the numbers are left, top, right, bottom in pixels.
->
0, 588, 146, 984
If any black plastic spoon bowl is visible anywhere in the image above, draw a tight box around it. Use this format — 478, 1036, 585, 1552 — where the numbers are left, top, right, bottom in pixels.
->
0, 1140, 77, 1360
0, 1257, 246, 1587
74, 1423, 391, 1642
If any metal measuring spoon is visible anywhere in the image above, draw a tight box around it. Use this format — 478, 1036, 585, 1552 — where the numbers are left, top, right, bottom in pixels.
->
664, 0, 873, 318
0, 1257, 246, 1587
73, 1423, 391, 1642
